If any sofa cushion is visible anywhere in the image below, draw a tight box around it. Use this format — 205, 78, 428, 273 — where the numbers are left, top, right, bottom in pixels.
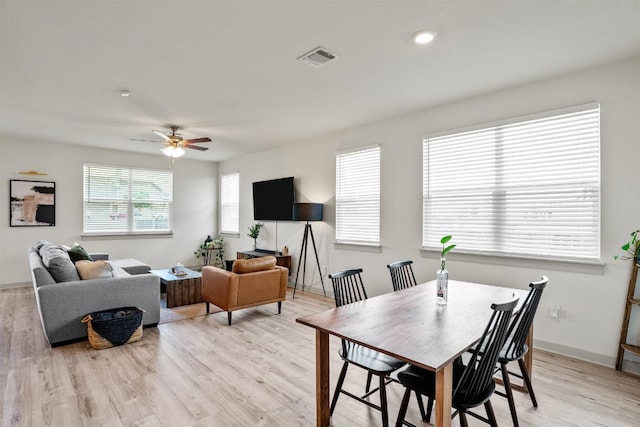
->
39, 244, 80, 282
67, 244, 93, 263
232, 256, 276, 274
75, 260, 114, 280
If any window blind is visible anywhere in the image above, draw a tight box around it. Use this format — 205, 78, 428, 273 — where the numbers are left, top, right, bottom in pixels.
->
422, 104, 600, 261
84, 164, 173, 233
336, 145, 380, 245
220, 172, 240, 234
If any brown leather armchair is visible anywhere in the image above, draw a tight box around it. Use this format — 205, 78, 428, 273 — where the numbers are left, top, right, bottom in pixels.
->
201, 256, 288, 325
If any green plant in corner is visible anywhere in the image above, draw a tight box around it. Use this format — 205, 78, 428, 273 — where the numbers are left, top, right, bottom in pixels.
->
440, 235, 456, 270
614, 229, 640, 261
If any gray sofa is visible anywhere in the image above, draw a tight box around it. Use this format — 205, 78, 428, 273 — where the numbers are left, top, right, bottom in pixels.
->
28, 243, 160, 346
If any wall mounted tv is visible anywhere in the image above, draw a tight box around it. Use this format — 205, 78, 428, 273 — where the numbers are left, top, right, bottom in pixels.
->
252, 177, 295, 221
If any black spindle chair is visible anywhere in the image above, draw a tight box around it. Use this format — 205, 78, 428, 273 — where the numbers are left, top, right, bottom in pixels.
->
329, 269, 407, 427
395, 294, 520, 427
387, 260, 418, 291
387, 260, 434, 421
496, 276, 548, 427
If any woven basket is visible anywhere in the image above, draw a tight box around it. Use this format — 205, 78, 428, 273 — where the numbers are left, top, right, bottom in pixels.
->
82, 307, 144, 350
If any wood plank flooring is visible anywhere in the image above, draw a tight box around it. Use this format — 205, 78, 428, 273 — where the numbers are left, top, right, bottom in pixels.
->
1, 286, 639, 426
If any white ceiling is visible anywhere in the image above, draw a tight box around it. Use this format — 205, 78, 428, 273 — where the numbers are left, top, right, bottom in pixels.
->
1, 0, 639, 162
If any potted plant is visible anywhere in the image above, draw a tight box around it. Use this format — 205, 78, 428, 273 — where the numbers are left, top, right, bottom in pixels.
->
614, 229, 640, 263
194, 234, 224, 267
248, 223, 264, 250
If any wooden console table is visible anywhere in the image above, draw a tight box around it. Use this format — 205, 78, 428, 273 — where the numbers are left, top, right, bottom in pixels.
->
236, 250, 292, 276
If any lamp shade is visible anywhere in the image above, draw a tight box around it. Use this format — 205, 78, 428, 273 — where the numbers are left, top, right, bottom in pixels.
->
292, 203, 323, 221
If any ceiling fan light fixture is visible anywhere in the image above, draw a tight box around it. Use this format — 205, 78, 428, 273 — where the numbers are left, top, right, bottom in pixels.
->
162, 145, 185, 158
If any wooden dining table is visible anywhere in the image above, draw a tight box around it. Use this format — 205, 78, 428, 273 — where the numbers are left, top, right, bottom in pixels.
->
296, 279, 529, 427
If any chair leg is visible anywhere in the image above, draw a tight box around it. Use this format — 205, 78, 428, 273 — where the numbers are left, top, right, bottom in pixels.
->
365, 372, 373, 392
415, 392, 427, 421
518, 358, 538, 407
205, 302, 210, 313
394, 388, 412, 427
277, 301, 282, 314
379, 375, 389, 427
485, 400, 498, 427
227, 311, 232, 325
425, 396, 434, 422
500, 362, 520, 427
330, 362, 350, 415
459, 410, 469, 427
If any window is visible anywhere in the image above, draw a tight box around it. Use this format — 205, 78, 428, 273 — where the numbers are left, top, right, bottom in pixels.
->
336, 145, 381, 245
83, 164, 173, 234
422, 104, 600, 261
220, 171, 239, 234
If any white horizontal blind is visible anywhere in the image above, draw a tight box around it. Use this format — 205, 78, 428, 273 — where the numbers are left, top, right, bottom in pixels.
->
220, 172, 239, 234
336, 145, 380, 245
423, 104, 600, 261
84, 164, 173, 233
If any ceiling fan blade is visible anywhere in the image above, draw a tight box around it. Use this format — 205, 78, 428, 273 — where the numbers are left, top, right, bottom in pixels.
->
184, 144, 209, 151
183, 137, 211, 144
153, 130, 171, 141
128, 138, 163, 143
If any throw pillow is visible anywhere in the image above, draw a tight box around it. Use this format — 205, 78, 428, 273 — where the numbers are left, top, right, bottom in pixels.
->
67, 245, 93, 262
39, 244, 81, 282
75, 260, 114, 280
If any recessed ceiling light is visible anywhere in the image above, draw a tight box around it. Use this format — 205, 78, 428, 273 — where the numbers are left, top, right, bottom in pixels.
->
120, 89, 130, 97
412, 29, 437, 45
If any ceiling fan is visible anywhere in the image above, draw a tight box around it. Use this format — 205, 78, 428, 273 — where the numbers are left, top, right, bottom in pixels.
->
131, 125, 211, 158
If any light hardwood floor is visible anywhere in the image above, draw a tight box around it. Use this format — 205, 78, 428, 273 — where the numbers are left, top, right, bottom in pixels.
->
1, 286, 639, 426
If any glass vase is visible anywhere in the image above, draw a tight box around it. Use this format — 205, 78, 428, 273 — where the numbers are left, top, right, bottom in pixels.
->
436, 256, 448, 305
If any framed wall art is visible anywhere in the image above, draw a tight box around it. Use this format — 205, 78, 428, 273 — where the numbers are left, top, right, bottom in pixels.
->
9, 179, 56, 227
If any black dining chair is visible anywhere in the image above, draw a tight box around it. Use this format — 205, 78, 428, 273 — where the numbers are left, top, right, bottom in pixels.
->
329, 269, 407, 427
387, 260, 434, 421
496, 276, 548, 427
387, 260, 418, 291
394, 293, 520, 427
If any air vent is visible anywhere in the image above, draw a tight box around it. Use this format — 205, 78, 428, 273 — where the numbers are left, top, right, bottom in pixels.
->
297, 46, 339, 68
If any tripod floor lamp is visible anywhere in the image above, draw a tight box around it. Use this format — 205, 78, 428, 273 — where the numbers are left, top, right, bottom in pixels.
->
292, 202, 326, 298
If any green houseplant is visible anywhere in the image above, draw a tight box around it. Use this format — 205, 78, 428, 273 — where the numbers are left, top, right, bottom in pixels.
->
614, 229, 640, 262
439, 235, 456, 269
248, 222, 264, 249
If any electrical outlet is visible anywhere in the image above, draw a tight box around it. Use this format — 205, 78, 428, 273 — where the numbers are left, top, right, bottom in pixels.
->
550, 305, 561, 319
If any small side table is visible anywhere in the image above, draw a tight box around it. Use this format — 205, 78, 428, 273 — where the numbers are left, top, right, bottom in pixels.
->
150, 268, 203, 308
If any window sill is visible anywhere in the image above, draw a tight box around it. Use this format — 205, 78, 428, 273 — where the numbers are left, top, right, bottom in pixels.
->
419, 248, 605, 275
334, 242, 382, 253
81, 231, 174, 240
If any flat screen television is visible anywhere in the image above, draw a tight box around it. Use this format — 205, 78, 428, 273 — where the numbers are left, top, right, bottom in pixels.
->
252, 177, 295, 221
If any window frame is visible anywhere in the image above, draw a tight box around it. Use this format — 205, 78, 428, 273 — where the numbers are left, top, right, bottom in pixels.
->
335, 145, 381, 247
422, 103, 601, 263
220, 171, 240, 235
82, 163, 173, 237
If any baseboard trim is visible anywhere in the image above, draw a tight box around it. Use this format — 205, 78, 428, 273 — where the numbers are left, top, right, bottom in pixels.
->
0, 281, 30, 290
534, 338, 614, 367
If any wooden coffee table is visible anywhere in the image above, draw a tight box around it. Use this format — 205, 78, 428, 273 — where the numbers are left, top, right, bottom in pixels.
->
150, 268, 203, 308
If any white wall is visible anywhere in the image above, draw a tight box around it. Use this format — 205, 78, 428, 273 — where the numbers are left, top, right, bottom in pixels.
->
220, 57, 640, 366
0, 137, 218, 286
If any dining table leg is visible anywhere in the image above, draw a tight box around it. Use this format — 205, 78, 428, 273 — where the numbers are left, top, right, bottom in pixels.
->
435, 362, 453, 427
316, 329, 330, 427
